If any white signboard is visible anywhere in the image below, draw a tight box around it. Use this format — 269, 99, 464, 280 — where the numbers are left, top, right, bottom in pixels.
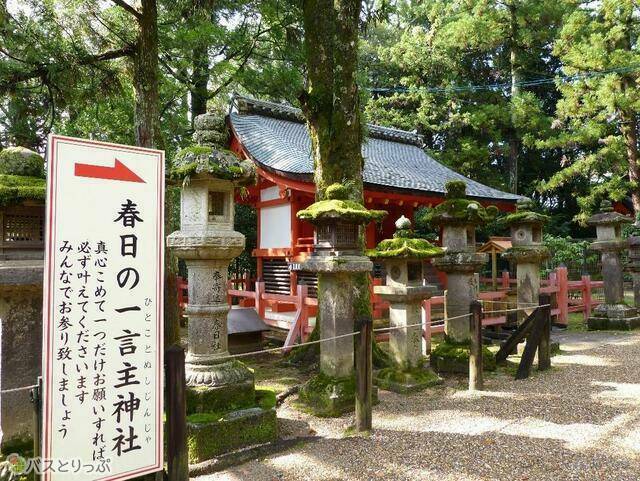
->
42, 135, 164, 481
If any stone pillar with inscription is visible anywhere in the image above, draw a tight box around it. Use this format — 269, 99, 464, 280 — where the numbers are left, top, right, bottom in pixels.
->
586, 200, 638, 330
167, 109, 276, 461
367, 216, 444, 392
424, 181, 498, 373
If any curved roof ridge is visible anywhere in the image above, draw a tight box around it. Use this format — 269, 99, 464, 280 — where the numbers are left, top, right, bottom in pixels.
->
232, 93, 424, 147
229, 94, 522, 202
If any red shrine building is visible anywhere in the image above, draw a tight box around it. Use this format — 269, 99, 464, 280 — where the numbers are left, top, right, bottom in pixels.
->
226, 95, 521, 297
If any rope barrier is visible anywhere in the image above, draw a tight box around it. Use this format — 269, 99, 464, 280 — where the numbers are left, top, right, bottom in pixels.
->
481, 304, 552, 315
1, 384, 38, 394
372, 311, 471, 334
211, 330, 362, 362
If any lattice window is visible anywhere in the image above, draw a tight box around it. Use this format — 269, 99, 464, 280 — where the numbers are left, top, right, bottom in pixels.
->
335, 222, 358, 247
4, 214, 43, 243
208, 191, 225, 218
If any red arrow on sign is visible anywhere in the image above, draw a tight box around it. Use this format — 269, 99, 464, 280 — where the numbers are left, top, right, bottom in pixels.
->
74, 159, 145, 183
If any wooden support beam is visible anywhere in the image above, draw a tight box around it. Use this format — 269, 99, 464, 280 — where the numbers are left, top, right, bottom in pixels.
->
469, 301, 484, 391
355, 315, 373, 432
495, 308, 537, 364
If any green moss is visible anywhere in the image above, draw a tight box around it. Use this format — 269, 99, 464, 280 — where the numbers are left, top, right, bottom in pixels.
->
367, 237, 444, 259
1, 436, 33, 457
0, 174, 46, 206
169, 144, 255, 184
419, 182, 497, 227
501, 210, 550, 226
297, 372, 356, 417
375, 365, 442, 393
0, 147, 44, 178
431, 340, 496, 373
187, 407, 277, 462
297, 198, 387, 224
325, 183, 349, 200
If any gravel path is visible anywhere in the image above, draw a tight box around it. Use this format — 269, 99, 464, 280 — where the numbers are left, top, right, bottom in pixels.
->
195, 331, 640, 481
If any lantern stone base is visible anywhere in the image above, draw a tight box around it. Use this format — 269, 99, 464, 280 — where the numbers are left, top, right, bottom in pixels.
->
297, 373, 378, 417
587, 304, 640, 330
430, 341, 496, 374
375, 365, 442, 394
186, 389, 278, 463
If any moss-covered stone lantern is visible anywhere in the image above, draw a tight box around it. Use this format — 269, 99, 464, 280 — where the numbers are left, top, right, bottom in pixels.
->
502, 198, 550, 320
627, 215, 640, 308
586, 200, 637, 330
421, 180, 497, 373
167, 108, 277, 461
0, 146, 47, 450
367, 216, 444, 392
296, 183, 386, 415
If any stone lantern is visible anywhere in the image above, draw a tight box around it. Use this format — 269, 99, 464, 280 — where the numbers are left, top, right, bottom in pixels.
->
586, 200, 637, 330
296, 183, 386, 415
627, 218, 640, 308
0, 146, 47, 450
167, 110, 276, 460
423, 180, 498, 373
367, 215, 444, 392
503, 198, 549, 319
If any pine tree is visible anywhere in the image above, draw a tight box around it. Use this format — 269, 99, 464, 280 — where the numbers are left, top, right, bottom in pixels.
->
540, 0, 640, 222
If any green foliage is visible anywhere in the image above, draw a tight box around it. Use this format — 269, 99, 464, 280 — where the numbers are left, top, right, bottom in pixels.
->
0, 147, 44, 177
538, 0, 640, 222
541, 234, 595, 276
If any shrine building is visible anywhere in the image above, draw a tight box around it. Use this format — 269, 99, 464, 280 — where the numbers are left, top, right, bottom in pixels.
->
226, 95, 521, 297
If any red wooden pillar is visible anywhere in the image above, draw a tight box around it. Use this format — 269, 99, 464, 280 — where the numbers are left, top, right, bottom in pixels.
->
502, 270, 510, 290
557, 266, 569, 326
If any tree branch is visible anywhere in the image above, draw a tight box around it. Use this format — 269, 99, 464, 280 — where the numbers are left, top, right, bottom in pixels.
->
0, 46, 135, 94
111, 0, 142, 20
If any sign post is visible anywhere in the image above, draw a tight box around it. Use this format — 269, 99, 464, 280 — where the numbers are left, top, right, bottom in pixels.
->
42, 135, 164, 481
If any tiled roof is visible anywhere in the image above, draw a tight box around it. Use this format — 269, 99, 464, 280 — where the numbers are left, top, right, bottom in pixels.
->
229, 95, 522, 202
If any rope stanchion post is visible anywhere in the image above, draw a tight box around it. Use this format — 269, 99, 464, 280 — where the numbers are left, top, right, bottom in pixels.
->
29, 376, 43, 481
538, 293, 552, 371
355, 315, 373, 432
469, 301, 483, 391
166, 346, 189, 481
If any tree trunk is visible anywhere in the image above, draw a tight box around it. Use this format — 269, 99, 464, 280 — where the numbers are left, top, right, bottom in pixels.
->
301, 0, 364, 202
191, 43, 209, 122
133, 0, 160, 148
131, 0, 180, 348
301, 0, 381, 370
508, 1, 519, 195
621, 84, 640, 217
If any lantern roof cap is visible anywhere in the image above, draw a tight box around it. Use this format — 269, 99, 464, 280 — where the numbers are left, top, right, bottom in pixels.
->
587, 200, 633, 226
420, 181, 498, 226
367, 216, 444, 259
501, 198, 549, 226
297, 183, 387, 224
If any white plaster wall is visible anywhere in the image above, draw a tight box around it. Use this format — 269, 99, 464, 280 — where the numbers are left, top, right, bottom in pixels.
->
260, 204, 292, 248
260, 186, 281, 202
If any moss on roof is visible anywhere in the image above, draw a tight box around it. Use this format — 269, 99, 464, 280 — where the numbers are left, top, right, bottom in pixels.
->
367, 216, 444, 259
297, 199, 387, 224
169, 145, 255, 185
420, 181, 498, 226
367, 237, 444, 259
297, 183, 387, 224
0, 174, 46, 206
501, 198, 549, 226
0, 147, 45, 178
